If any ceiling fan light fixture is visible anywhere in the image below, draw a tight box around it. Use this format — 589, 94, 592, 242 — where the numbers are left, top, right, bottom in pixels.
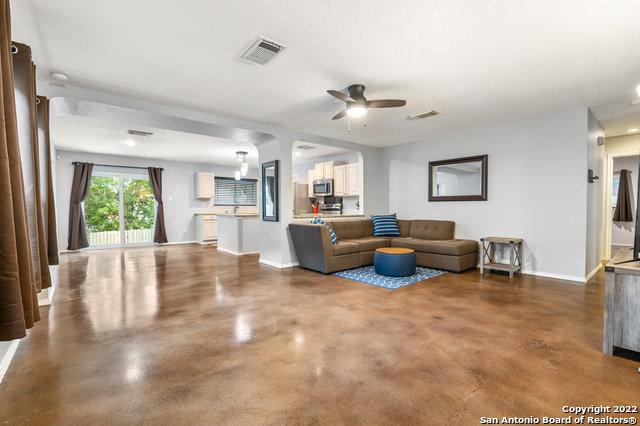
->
346, 104, 367, 118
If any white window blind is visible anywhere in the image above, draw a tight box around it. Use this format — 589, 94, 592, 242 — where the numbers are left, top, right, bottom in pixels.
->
214, 177, 257, 206
612, 173, 620, 206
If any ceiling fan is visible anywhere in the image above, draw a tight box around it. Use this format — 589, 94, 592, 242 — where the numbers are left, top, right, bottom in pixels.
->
327, 84, 406, 130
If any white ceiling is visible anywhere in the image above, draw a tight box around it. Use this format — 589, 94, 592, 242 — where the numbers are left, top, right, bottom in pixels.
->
292, 141, 351, 165
52, 115, 258, 168
11, 0, 640, 147
590, 99, 640, 137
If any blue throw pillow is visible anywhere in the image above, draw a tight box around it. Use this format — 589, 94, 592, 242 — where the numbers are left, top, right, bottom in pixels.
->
311, 217, 337, 244
371, 213, 400, 236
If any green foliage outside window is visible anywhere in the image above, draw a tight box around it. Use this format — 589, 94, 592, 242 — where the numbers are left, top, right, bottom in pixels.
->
84, 176, 155, 233
123, 178, 155, 230
85, 176, 119, 232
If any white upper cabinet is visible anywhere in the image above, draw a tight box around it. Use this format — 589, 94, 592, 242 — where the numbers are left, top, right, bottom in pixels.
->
322, 161, 334, 179
333, 165, 346, 196
196, 172, 215, 199
345, 163, 359, 196
312, 161, 335, 180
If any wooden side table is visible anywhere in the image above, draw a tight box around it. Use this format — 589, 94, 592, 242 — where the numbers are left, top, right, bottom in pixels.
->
480, 237, 523, 278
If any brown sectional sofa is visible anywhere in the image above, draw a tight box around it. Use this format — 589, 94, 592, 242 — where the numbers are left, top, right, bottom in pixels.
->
289, 219, 478, 274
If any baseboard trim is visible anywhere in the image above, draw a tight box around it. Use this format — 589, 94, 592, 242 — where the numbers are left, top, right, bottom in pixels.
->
161, 240, 198, 246
585, 263, 603, 283
60, 241, 199, 254
259, 259, 299, 269
0, 339, 20, 383
217, 247, 259, 256
522, 269, 586, 283
38, 285, 55, 306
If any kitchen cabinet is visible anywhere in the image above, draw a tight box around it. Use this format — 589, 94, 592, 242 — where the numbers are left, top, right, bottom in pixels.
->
333, 163, 359, 196
333, 165, 346, 196
308, 170, 315, 197
312, 161, 335, 180
195, 172, 215, 199
323, 161, 334, 179
196, 214, 218, 243
346, 163, 359, 196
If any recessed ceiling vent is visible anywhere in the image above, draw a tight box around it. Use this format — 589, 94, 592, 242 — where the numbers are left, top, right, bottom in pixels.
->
240, 37, 286, 65
127, 129, 154, 137
407, 110, 440, 120
296, 145, 315, 151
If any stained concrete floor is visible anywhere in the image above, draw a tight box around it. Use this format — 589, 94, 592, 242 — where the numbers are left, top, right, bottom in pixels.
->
0, 245, 638, 424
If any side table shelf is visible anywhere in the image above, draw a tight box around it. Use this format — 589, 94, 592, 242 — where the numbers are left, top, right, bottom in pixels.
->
480, 237, 523, 278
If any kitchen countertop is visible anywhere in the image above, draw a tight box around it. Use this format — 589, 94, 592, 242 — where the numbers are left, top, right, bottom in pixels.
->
193, 212, 259, 218
293, 214, 365, 220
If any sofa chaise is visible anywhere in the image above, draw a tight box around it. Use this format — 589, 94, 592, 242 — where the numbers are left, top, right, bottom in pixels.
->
289, 219, 478, 274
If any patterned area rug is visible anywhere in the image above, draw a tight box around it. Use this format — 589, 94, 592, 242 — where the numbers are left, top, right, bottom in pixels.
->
333, 266, 446, 290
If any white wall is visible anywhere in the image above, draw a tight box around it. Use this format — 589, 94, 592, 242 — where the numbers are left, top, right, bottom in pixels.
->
55, 150, 258, 248
381, 107, 589, 281
585, 109, 604, 276
611, 156, 639, 246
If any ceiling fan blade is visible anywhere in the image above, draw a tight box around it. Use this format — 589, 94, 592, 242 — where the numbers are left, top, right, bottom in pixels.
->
366, 99, 406, 108
327, 90, 355, 103
332, 110, 347, 120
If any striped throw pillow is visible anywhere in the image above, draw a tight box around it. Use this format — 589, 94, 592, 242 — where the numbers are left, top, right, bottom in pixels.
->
311, 217, 337, 244
371, 214, 400, 237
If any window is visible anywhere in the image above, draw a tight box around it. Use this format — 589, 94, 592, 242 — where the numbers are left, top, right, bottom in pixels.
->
214, 177, 257, 206
84, 171, 156, 247
612, 173, 620, 206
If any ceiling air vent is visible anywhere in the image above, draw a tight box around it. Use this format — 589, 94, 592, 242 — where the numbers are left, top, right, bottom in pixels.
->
127, 129, 154, 137
240, 37, 286, 65
407, 110, 440, 120
296, 145, 315, 151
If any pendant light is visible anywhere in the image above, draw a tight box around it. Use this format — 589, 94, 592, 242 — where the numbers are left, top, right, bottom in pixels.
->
235, 151, 249, 179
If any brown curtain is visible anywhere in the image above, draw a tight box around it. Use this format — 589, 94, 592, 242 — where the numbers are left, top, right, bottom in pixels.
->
67, 162, 93, 250
37, 96, 58, 264
0, 0, 40, 340
148, 167, 168, 243
12, 42, 51, 290
613, 169, 634, 222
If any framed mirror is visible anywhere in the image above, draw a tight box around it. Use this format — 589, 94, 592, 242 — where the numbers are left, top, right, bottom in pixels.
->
261, 160, 279, 221
428, 155, 488, 201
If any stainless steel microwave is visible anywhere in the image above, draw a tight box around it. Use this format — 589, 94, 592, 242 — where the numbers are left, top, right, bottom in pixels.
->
313, 178, 333, 197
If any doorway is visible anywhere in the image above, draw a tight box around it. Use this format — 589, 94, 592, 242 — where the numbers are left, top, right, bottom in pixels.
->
604, 153, 639, 259
84, 170, 156, 247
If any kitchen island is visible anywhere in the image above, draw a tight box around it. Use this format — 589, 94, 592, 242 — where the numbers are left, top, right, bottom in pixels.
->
216, 213, 259, 256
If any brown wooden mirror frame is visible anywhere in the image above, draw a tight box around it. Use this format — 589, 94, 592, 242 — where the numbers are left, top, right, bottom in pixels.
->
428, 154, 488, 202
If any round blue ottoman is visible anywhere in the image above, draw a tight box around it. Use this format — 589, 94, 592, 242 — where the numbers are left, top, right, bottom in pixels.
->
374, 248, 417, 277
